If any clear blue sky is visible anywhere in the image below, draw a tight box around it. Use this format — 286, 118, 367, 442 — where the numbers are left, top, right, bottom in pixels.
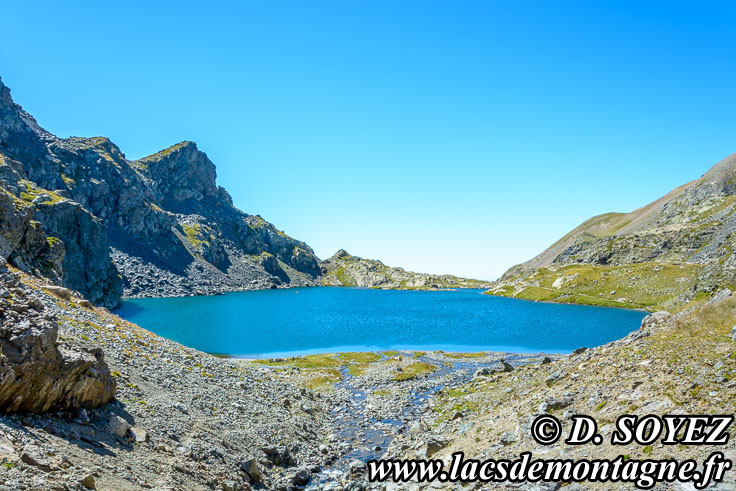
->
2, 1, 735, 280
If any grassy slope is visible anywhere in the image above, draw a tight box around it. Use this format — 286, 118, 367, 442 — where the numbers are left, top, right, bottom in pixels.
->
489, 262, 706, 311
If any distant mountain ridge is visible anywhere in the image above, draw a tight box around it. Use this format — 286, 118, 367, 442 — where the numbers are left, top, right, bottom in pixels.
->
322, 249, 492, 290
491, 152, 736, 310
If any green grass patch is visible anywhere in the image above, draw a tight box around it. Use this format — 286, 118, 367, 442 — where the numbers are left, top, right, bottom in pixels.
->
338, 352, 381, 363
445, 352, 487, 359
181, 223, 211, 248
18, 181, 65, 205
254, 353, 342, 369
304, 369, 341, 389
490, 262, 703, 311
393, 362, 438, 381
334, 266, 356, 286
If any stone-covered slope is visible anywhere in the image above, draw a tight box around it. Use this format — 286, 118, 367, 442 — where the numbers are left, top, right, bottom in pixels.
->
322, 249, 492, 290
490, 152, 736, 310
0, 266, 332, 489
0, 77, 322, 307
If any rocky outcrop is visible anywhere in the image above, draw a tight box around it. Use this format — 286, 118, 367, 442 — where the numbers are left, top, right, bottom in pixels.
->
0, 186, 64, 286
137, 141, 223, 210
322, 249, 491, 289
0, 269, 115, 412
34, 200, 122, 308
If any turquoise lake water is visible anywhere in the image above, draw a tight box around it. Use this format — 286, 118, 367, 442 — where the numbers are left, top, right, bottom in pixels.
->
114, 287, 647, 357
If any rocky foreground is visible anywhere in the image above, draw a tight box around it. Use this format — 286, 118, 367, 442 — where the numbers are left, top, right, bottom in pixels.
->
2, 260, 734, 489
0, 264, 527, 490
0, 266, 333, 490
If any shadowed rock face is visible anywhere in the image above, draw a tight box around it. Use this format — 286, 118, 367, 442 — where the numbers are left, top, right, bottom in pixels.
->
0, 186, 65, 286
0, 270, 115, 413
34, 200, 122, 308
0, 77, 323, 306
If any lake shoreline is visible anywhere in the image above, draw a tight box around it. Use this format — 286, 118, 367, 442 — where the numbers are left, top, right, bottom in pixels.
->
116, 287, 646, 357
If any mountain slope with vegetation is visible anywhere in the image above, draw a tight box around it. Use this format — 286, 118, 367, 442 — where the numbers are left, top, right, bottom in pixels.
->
489, 152, 736, 310
322, 249, 492, 290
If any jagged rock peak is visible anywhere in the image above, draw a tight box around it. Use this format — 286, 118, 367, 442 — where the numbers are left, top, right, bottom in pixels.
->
136, 141, 220, 203
0, 77, 333, 302
0, 77, 55, 161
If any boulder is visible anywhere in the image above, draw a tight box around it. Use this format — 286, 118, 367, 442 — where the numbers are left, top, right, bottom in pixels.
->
349, 459, 364, 474
0, 280, 116, 413
129, 427, 148, 443
80, 474, 96, 490
239, 458, 261, 481
500, 431, 517, 445
0, 435, 15, 460
473, 366, 498, 378
546, 395, 575, 410
108, 415, 130, 438
20, 445, 56, 472
641, 311, 671, 330
42, 285, 72, 300
419, 438, 449, 458
408, 421, 427, 435
709, 288, 732, 305
290, 466, 311, 486
545, 370, 565, 386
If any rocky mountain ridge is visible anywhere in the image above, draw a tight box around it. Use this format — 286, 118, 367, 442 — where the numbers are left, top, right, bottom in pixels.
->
322, 249, 492, 290
489, 151, 736, 310
0, 77, 327, 308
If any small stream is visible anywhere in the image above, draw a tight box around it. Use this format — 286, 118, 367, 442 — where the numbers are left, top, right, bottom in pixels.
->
310, 353, 539, 488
